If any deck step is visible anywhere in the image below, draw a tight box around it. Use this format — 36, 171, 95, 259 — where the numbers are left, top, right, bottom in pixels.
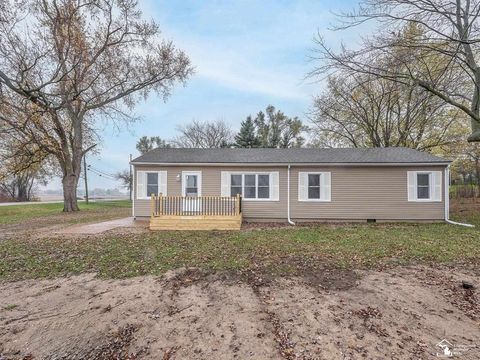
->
150, 215, 242, 230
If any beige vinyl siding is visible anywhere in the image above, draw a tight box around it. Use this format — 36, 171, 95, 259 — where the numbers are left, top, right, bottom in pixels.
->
134, 166, 287, 220
134, 164, 446, 221
291, 166, 445, 220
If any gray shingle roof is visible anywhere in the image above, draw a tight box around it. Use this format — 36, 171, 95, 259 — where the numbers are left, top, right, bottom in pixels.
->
131, 147, 449, 165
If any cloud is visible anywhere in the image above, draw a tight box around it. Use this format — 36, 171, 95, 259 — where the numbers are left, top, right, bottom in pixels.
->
181, 40, 309, 100
139, 0, 340, 101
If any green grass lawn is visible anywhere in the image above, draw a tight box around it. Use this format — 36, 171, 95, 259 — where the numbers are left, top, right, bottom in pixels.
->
0, 198, 478, 281
0, 200, 131, 225
0, 219, 478, 281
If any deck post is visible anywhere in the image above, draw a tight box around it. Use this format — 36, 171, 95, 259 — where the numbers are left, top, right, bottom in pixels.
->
159, 193, 163, 217
236, 193, 240, 216
151, 194, 156, 217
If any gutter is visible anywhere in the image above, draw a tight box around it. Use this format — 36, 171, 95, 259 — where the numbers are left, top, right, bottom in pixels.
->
287, 165, 295, 226
444, 165, 474, 227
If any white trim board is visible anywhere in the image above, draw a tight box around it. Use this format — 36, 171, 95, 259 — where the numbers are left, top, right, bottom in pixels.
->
132, 162, 450, 167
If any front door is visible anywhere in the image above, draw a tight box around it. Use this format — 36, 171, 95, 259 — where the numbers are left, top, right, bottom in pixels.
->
182, 171, 202, 212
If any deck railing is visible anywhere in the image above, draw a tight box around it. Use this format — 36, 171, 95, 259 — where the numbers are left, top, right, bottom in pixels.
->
151, 194, 241, 217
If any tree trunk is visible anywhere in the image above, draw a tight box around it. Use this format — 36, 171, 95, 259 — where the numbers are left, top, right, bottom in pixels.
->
16, 175, 30, 201
475, 158, 480, 199
62, 170, 80, 212
468, 71, 480, 142
60, 111, 84, 212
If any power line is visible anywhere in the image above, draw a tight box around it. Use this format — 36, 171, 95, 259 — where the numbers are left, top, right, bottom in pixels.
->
87, 167, 116, 181
87, 165, 116, 178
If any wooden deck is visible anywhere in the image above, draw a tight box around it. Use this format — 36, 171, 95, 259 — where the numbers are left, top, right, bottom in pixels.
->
150, 194, 242, 230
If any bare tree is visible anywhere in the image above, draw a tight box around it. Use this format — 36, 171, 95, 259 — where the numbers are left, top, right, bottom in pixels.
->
310, 2, 480, 142
114, 169, 132, 193
0, 133, 52, 201
311, 71, 465, 150
174, 119, 234, 148
451, 143, 480, 191
0, 0, 192, 211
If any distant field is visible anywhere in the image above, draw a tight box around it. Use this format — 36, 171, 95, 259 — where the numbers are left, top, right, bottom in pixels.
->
0, 200, 131, 226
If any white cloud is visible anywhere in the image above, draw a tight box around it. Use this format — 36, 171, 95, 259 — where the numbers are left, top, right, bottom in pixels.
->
139, 0, 338, 101
181, 39, 310, 100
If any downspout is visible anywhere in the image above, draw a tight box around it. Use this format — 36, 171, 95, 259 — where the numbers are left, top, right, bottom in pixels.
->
132, 164, 136, 219
444, 164, 474, 227
287, 165, 295, 225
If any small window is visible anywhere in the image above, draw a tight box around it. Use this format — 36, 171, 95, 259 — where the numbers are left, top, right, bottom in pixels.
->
308, 174, 321, 199
244, 174, 256, 198
231, 174, 242, 197
146, 172, 158, 196
258, 174, 270, 199
417, 173, 430, 199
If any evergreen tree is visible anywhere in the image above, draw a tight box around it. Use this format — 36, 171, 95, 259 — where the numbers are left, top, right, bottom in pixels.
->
235, 106, 306, 148
136, 136, 172, 154
234, 116, 260, 148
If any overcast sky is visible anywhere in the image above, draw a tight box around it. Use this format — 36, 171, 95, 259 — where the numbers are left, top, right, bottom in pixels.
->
45, 0, 366, 191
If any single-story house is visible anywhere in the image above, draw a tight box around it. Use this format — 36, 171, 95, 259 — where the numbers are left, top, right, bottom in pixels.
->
130, 147, 451, 229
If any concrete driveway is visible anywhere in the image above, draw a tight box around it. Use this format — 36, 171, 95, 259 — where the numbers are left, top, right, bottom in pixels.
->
59, 217, 142, 235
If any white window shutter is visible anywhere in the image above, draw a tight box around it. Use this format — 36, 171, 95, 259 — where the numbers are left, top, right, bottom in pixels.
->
221, 171, 230, 197
136, 171, 146, 199
407, 171, 416, 201
270, 172, 279, 201
158, 171, 167, 195
298, 172, 308, 201
320, 172, 331, 201
432, 171, 442, 201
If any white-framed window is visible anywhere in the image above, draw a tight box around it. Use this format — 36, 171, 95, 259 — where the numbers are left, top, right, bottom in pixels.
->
298, 172, 331, 202
136, 171, 167, 199
407, 171, 442, 202
231, 174, 242, 197
416, 173, 430, 199
229, 173, 270, 199
307, 173, 321, 200
147, 173, 158, 197
221, 172, 279, 201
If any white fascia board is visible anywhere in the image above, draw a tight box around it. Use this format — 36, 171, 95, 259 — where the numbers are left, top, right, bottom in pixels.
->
130, 161, 450, 167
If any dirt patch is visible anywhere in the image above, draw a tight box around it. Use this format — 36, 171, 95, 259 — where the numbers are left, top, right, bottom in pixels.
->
410, 265, 480, 321
0, 265, 479, 359
68, 324, 141, 360
299, 265, 357, 291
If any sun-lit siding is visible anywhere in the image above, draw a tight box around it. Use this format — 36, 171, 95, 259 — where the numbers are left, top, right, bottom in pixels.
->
133, 164, 446, 221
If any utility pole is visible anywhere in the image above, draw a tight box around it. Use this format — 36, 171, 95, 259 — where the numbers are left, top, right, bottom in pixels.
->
129, 154, 132, 201
83, 154, 89, 204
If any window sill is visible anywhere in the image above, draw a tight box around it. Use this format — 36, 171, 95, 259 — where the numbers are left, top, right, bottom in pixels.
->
242, 198, 278, 202
138, 195, 166, 200
298, 199, 331, 202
